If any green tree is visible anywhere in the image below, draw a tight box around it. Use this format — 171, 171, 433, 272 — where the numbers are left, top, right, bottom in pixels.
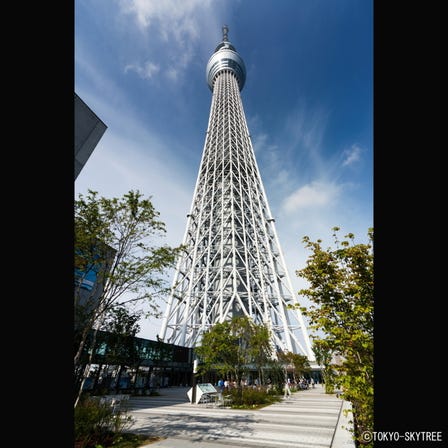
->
311, 340, 336, 394
296, 227, 373, 446
100, 306, 142, 393
194, 316, 273, 393
74, 190, 183, 406
277, 351, 311, 383
250, 322, 274, 385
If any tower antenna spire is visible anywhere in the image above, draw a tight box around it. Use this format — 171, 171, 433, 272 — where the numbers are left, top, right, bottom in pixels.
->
222, 24, 229, 42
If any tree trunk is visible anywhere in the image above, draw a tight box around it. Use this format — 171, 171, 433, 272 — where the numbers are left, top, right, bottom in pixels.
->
74, 326, 100, 407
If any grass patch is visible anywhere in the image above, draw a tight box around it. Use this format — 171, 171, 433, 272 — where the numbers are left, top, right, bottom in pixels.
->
75, 432, 163, 448
107, 432, 163, 447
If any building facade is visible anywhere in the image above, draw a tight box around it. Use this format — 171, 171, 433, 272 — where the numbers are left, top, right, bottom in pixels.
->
74, 93, 107, 180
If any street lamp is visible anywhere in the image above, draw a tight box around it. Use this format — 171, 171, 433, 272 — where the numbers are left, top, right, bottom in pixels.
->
191, 359, 198, 404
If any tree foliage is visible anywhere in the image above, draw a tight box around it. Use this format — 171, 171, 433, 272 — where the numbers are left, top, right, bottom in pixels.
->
74, 190, 183, 405
101, 307, 142, 365
101, 305, 142, 337
296, 227, 373, 446
311, 340, 336, 394
277, 351, 311, 383
194, 316, 273, 388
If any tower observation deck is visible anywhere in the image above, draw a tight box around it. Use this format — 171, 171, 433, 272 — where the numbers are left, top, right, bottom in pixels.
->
159, 26, 315, 361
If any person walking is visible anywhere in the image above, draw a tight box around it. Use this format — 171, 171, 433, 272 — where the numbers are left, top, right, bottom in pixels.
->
284, 378, 292, 398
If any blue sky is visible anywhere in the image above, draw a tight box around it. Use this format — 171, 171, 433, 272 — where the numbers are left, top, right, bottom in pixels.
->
75, 0, 373, 341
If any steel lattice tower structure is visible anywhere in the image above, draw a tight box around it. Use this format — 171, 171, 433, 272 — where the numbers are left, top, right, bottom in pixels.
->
160, 26, 314, 361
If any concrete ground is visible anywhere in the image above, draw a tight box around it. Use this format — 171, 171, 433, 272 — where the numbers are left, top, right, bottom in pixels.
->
124, 384, 355, 448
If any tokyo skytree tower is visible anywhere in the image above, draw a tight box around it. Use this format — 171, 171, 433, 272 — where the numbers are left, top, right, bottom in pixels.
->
160, 26, 314, 360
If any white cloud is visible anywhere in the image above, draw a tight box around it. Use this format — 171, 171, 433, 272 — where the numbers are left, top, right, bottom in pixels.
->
124, 61, 160, 79
120, 0, 210, 38
166, 67, 179, 82
342, 144, 362, 167
76, 44, 128, 107
284, 103, 328, 163
281, 181, 341, 214
249, 102, 333, 206
118, 0, 223, 85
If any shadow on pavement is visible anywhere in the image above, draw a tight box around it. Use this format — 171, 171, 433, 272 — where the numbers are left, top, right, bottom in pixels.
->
129, 412, 255, 443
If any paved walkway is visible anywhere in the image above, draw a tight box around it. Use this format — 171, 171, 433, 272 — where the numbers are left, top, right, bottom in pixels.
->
125, 384, 355, 448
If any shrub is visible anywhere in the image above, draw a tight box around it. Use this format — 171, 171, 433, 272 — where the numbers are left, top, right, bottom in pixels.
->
74, 397, 134, 448
229, 387, 282, 408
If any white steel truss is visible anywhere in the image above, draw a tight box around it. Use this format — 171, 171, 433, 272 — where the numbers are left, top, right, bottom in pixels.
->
159, 27, 315, 361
